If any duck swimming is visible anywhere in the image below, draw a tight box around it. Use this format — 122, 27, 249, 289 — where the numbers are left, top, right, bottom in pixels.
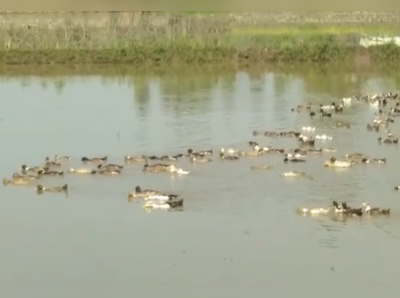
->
81, 156, 107, 163
97, 167, 121, 175
324, 157, 352, 168
97, 163, 124, 171
142, 163, 174, 173
54, 154, 72, 162
219, 152, 239, 160
220, 147, 239, 155
378, 137, 398, 144
315, 134, 333, 140
68, 168, 97, 174
187, 148, 213, 156
44, 157, 61, 167
42, 170, 64, 176
283, 157, 306, 163
296, 207, 330, 215
12, 172, 40, 180
362, 202, 390, 215
36, 184, 68, 194
361, 157, 386, 164
280, 171, 313, 180
302, 126, 315, 132
341, 203, 363, 217
146, 193, 180, 202
251, 164, 273, 170
190, 156, 213, 163
367, 123, 379, 132
238, 149, 263, 157
143, 198, 184, 210
3, 176, 30, 186
285, 152, 306, 159
20, 164, 48, 175
128, 186, 159, 198
298, 136, 315, 147
124, 155, 147, 162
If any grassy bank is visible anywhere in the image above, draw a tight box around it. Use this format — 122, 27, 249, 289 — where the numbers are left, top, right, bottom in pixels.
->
1, 12, 400, 65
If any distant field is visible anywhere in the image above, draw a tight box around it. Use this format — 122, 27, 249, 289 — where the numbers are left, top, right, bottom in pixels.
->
0, 11, 400, 65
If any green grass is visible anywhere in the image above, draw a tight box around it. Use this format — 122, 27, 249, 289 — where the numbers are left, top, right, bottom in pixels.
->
1, 12, 400, 65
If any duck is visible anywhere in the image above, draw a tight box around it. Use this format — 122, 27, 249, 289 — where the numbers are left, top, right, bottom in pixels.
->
298, 136, 315, 146
143, 198, 184, 210
361, 157, 386, 164
97, 163, 124, 171
250, 164, 273, 170
331, 201, 345, 213
220, 147, 239, 155
301, 126, 315, 132
345, 153, 367, 160
280, 131, 301, 138
341, 203, 363, 216
20, 164, 48, 175
97, 167, 121, 175
142, 163, 176, 173
345, 153, 368, 164
248, 141, 259, 147
285, 152, 306, 159
367, 123, 379, 132
238, 149, 263, 157
362, 202, 390, 215
342, 97, 352, 105
187, 148, 213, 156
315, 134, 333, 140
124, 155, 147, 162
321, 148, 337, 153
320, 103, 336, 111
378, 137, 398, 144
81, 156, 107, 163
219, 152, 239, 160
324, 157, 352, 168
296, 207, 330, 215
67, 168, 97, 174
283, 157, 306, 163
128, 186, 159, 198
3, 177, 30, 186
44, 157, 61, 167
12, 172, 40, 180
280, 171, 313, 180
320, 110, 332, 117
42, 170, 64, 176
145, 193, 180, 202
157, 155, 178, 161
142, 163, 190, 175
190, 156, 212, 163
36, 184, 68, 194
54, 154, 72, 162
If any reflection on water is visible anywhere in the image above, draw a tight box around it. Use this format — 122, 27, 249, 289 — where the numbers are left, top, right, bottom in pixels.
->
1, 65, 400, 286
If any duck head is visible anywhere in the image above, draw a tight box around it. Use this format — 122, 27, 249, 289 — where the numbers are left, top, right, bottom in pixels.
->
135, 186, 142, 193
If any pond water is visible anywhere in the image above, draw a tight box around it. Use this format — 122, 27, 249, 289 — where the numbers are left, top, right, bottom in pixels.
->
1, 65, 400, 287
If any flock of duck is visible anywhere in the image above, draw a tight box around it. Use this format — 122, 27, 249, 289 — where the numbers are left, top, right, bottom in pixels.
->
3, 91, 400, 215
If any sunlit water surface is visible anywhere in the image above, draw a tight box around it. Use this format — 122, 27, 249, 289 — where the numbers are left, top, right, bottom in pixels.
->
1, 66, 400, 287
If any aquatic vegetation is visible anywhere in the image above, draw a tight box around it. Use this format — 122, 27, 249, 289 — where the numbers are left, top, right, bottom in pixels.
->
1, 12, 400, 64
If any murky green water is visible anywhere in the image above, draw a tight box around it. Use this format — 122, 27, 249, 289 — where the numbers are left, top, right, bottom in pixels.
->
1, 65, 400, 286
